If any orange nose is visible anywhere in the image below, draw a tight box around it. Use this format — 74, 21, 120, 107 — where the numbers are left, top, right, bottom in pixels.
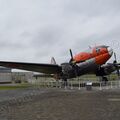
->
95, 53, 111, 65
107, 47, 113, 56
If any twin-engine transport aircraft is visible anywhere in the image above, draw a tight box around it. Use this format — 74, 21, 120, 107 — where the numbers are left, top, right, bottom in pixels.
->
0, 45, 120, 81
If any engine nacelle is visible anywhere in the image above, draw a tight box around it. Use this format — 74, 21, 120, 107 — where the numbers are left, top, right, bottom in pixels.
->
96, 64, 116, 76
61, 63, 77, 78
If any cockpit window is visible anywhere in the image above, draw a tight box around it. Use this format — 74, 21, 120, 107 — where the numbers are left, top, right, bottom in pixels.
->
96, 48, 100, 53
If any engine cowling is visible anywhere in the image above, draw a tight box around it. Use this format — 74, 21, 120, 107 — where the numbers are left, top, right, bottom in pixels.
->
61, 63, 77, 78
96, 64, 116, 76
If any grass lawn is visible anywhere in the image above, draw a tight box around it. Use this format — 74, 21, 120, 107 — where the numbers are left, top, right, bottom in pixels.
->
0, 84, 31, 90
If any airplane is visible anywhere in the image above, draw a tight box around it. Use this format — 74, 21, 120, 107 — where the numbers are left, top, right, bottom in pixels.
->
0, 45, 119, 82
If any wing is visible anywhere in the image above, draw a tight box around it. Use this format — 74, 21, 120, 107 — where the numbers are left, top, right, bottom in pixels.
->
0, 61, 62, 74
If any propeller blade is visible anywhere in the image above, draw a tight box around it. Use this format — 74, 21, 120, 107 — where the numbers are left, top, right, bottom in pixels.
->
69, 49, 73, 61
114, 52, 117, 63
113, 52, 120, 76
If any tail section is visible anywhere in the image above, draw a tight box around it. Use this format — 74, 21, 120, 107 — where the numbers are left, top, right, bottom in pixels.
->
51, 57, 56, 64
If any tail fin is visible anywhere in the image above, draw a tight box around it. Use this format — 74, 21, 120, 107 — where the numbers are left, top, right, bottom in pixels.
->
51, 57, 56, 64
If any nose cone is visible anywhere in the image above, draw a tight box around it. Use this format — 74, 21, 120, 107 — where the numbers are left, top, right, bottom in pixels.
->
107, 47, 113, 56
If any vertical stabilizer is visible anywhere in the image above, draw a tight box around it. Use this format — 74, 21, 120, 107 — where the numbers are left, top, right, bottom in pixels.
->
51, 57, 56, 64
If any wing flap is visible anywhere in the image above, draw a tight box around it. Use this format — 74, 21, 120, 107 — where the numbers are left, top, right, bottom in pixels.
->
0, 61, 62, 74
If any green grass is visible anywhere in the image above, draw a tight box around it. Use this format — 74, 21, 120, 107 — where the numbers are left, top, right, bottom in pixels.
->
0, 84, 31, 90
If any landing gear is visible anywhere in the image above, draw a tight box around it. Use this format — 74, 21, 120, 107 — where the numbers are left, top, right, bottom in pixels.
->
62, 78, 68, 87
102, 76, 108, 85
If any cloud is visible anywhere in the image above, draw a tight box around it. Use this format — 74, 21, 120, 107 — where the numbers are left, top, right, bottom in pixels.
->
0, 0, 120, 64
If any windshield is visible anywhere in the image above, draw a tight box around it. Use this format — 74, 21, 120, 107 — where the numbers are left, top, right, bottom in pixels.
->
84, 47, 93, 53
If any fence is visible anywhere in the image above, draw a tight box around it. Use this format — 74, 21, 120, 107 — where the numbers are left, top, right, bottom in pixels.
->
29, 79, 120, 90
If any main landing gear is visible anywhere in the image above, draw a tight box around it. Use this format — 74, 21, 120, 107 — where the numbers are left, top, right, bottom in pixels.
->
62, 78, 68, 87
100, 76, 108, 85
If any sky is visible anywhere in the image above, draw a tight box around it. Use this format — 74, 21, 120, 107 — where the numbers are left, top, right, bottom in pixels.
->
0, 0, 120, 66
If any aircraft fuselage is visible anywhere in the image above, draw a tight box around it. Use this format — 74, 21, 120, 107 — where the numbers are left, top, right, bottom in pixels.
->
61, 45, 114, 79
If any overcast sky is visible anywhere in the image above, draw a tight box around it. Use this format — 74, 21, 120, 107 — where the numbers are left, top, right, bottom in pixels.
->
0, 0, 120, 65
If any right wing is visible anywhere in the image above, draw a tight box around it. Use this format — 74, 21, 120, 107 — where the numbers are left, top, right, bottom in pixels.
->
0, 61, 62, 74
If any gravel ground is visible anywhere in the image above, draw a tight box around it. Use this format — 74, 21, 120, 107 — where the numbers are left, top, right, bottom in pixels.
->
0, 88, 120, 120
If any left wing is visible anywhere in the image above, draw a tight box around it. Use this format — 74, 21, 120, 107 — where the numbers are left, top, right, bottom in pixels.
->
0, 61, 62, 74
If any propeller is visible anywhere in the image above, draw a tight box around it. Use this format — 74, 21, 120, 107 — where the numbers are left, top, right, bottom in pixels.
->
69, 49, 76, 64
69, 49, 73, 61
113, 52, 117, 63
69, 49, 78, 77
113, 52, 120, 76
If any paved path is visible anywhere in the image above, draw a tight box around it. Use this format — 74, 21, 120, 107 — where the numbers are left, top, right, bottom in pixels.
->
0, 88, 120, 120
